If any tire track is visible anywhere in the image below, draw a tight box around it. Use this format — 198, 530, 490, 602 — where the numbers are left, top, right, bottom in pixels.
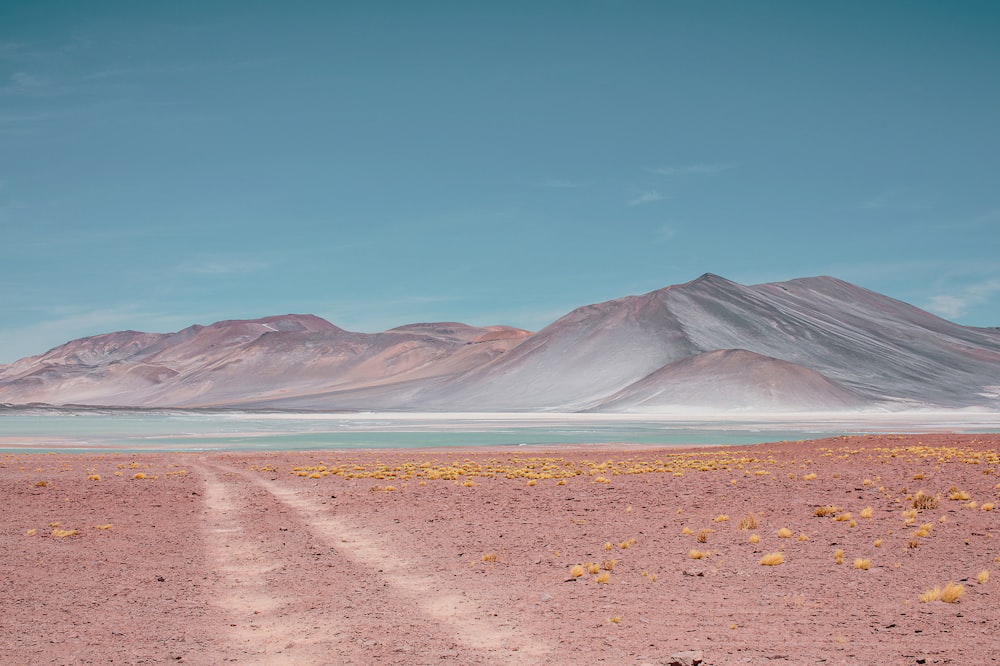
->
203, 461, 551, 664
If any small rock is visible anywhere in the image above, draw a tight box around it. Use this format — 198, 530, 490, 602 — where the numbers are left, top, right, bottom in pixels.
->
539, 593, 553, 602
668, 650, 704, 666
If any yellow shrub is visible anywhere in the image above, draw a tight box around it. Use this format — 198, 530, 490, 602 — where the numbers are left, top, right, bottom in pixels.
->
760, 552, 784, 566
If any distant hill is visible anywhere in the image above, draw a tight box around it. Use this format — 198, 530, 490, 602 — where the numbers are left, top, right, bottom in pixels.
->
2, 274, 998, 413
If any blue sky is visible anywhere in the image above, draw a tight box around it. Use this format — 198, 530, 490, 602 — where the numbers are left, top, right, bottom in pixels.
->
2, 1, 999, 363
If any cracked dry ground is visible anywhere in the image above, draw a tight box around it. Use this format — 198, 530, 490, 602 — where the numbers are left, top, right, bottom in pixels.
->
3, 433, 1000, 665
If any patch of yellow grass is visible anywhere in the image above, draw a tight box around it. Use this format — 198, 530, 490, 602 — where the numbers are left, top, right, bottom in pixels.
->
608, 615, 621, 624
482, 553, 498, 563
834, 549, 844, 565
738, 514, 759, 530
87, 474, 100, 481
569, 564, 584, 578
977, 570, 990, 584
760, 552, 784, 566
51, 528, 78, 538
593, 476, 610, 484
132, 473, 147, 480
526, 479, 536, 487
714, 514, 729, 522
604, 541, 613, 551
681, 527, 694, 536
94, 524, 113, 530
797, 533, 809, 542
834, 512, 853, 522
919, 586, 941, 603
913, 491, 939, 510
602, 559, 618, 571
982, 503, 994, 511
689, 549, 706, 559
853, 558, 871, 570
948, 489, 971, 501
25, 528, 37, 536
940, 582, 964, 603
748, 534, 761, 544
874, 539, 883, 548
814, 505, 839, 517
860, 507, 873, 519
588, 563, 601, 574
777, 527, 793, 538
802, 472, 817, 480
595, 572, 611, 584
34, 480, 48, 487
697, 529, 712, 543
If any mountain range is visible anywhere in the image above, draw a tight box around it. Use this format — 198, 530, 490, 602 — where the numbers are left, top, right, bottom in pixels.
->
2, 274, 999, 412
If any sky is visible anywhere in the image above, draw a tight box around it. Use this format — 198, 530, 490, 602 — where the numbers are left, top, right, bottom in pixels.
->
2, 1, 999, 364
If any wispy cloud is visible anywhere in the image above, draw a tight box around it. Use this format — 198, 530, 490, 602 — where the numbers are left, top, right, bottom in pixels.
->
657, 225, 678, 241
175, 257, 272, 276
647, 163, 737, 176
925, 279, 1000, 320
857, 188, 931, 211
535, 179, 590, 189
626, 190, 666, 206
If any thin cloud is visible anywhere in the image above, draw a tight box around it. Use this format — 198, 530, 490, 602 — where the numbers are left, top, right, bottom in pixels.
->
647, 163, 737, 176
857, 188, 930, 211
657, 225, 678, 241
626, 190, 665, 206
925, 279, 1000, 320
175, 258, 271, 276
535, 179, 590, 189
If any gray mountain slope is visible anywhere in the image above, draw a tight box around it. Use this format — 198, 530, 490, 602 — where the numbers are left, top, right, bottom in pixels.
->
1, 275, 998, 411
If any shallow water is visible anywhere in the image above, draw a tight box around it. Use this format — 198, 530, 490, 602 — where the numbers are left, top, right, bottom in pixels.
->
4, 407, 999, 453
0, 410, 865, 453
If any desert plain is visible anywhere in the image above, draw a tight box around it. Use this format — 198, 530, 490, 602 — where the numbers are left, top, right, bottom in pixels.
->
3, 433, 1000, 665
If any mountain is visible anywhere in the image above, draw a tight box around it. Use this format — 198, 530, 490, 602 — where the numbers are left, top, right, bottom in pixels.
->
1, 275, 998, 412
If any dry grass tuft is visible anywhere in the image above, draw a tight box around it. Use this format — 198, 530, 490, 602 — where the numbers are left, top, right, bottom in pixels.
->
940, 582, 964, 603
569, 564, 585, 578
87, 474, 101, 481
760, 552, 784, 566
834, 549, 844, 565
874, 539, 883, 548
697, 529, 711, 543
853, 558, 871, 570
482, 553, 498, 563
689, 549, 706, 559
714, 514, 730, 523
748, 534, 761, 544
595, 572, 611, 584
814, 505, 839, 517
797, 533, 809, 542
948, 489, 971, 501
777, 527, 793, 538
860, 507, 873, 519
602, 559, 618, 571
738, 514, 759, 530
913, 491, 939, 510
802, 472, 818, 480
51, 528, 78, 538
919, 586, 941, 603
588, 562, 601, 574
977, 570, 990, 584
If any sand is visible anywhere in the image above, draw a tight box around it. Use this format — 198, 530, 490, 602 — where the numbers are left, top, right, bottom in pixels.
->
3, 433, 1000, 665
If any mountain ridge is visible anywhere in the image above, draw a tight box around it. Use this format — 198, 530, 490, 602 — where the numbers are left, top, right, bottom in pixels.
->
2, 275, 998, 412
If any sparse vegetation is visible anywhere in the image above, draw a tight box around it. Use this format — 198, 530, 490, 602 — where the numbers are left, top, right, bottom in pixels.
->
760, 552, 784, 566
913, 491, 939, 510
738, 514, 759, 530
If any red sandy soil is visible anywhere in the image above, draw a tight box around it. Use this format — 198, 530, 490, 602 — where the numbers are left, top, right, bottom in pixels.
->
3, 434, 1000, 665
